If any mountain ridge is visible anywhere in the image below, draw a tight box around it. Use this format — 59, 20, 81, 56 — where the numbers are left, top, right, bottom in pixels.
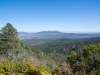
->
18, 31, 100, 39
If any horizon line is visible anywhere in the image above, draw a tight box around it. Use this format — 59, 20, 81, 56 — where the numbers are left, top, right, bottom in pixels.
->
18, 30, 100, 33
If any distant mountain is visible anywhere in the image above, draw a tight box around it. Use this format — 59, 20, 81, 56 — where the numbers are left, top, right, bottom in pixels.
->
18, 31, 100, 39
18, 32, 29, 34
36, 30, 61, 34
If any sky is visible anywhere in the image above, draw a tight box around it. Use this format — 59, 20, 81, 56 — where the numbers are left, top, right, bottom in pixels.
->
0, 0, 100, 33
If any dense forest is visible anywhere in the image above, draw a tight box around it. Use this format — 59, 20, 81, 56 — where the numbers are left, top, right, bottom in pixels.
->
22, 37, 100, 64
0, 23, 100, 75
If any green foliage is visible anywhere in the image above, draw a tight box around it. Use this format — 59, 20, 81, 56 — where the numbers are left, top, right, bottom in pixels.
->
0, 23, 53, 75
21, 39, 54, 46
0, 23, 20, 55
27, 38, 100, 68
64, 44, 100, 75
66, 51, 85, 75
66, 51, 82, 67
83, 44, 100, 61
1, 23, 100, 75
32, 37, 100, 55
83, 44, 100, 74
0, 57, 52, 75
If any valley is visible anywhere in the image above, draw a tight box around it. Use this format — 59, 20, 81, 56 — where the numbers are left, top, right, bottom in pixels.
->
0, 24, 100, 75
1, 0, 100, 74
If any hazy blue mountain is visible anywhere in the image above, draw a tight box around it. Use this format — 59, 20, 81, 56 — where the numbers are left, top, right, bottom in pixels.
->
18, 31, 100, 39
36, 30, 61, 34
18, 32, 29, 34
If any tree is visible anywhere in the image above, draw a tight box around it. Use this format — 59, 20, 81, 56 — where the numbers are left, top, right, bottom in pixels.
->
0, 23, 20, 55
83, 44, 100, 74
66, 51, 82, 67
66, 51, 85, 75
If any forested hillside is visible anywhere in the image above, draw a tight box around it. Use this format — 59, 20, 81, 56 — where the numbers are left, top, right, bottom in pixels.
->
21, 39, 55, 45
0, 23, 100, 75
31, 37, 100, 55
22, 37, 100, 69
0, 23, 55, 75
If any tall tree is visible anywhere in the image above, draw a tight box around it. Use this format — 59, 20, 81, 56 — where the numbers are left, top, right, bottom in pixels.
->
0, 23, 20, 55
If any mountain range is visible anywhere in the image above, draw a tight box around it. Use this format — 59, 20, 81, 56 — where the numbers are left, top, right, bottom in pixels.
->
18, 31, 100, 39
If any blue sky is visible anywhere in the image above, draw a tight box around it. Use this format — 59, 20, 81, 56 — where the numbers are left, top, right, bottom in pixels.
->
0, 0, 100, 33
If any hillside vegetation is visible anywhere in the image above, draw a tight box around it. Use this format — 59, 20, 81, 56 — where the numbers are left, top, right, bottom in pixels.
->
22, 37, 100, 68
0, 23, 54, 75
0, 23, 100, 75
31, 37, 100, 55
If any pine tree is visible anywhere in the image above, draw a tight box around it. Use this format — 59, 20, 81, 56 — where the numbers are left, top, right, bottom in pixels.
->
0, 23, 20, 55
